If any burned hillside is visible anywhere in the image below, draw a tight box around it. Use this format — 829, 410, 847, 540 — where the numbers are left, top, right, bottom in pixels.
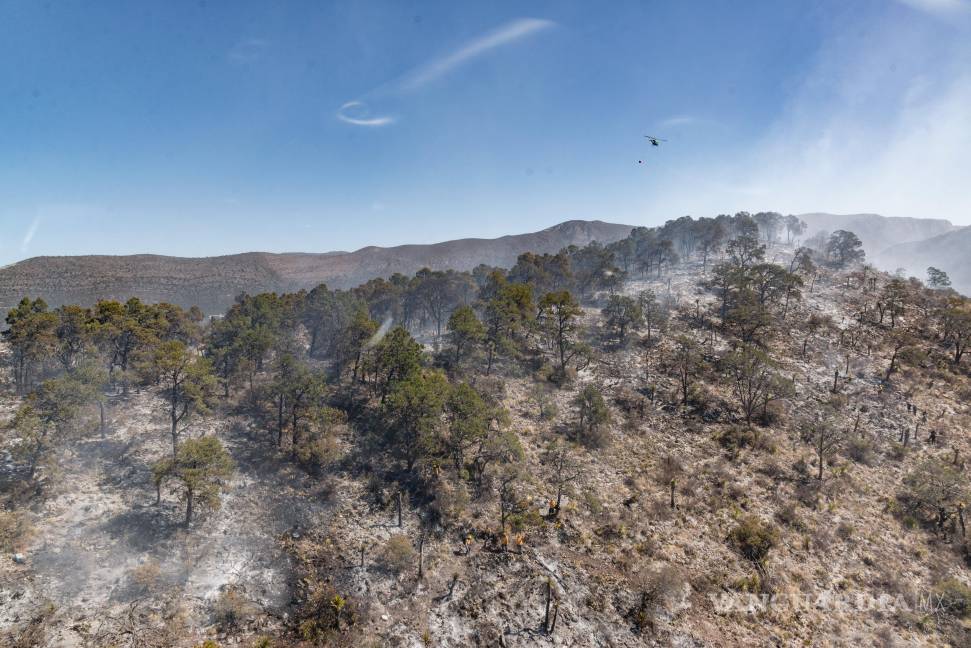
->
3, 212, 971, 647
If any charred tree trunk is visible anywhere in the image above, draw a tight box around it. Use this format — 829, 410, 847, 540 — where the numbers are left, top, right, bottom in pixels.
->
277, 394, 286, 447
170, 380, 179, 457
99, 400, 107, 438
417, 529, 426, 581
185, 487, 194, 525
544, 579, 553, 633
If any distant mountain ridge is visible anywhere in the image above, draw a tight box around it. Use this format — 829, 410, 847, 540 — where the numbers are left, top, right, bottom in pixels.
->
4, 213, 964, 313
874, 226, 971, 295
797, 212, 957, 257
0, 220, 634, 313
796, 212, 967, 295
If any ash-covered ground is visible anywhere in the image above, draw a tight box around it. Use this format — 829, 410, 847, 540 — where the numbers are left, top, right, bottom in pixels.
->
1, 390, 332, 646
3, 250, 971, 647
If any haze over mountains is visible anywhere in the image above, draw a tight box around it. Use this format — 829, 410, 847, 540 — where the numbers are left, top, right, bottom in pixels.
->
797, 213, 957, 259
797, 213, 970, 294
1, 212, 966, 313
874, 226, 971, 295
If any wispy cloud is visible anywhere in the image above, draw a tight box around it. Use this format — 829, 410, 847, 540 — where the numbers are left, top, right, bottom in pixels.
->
336, 17, 555, 127
21, 217, 39, 254
896, 0, 970, 16
646, 14, 971, 226
336, 101, 396, 127
756, 73, 971, 220
399, 18, 554, 92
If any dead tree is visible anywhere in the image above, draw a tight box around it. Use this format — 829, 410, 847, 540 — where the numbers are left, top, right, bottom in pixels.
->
802, 417, 842, 481
543, 442, 582, 514
544, 578, 554, 633
417, 528, 425, 581
396, 489, 403, 528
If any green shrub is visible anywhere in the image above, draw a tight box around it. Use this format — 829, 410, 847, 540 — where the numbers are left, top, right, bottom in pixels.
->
296, 580, 359, 641
731, 573, 762, 593
716, 425, 756, 453
728, 516, 778, 565
935, 579, 971, 619
507, 509, 543, 532
530, 385, 558, 421
574, 385, 611, 448
294, 433, 340, 476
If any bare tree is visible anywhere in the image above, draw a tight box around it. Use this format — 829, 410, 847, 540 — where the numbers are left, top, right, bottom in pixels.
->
671, 335, 701, 405
903, 459, 969, 536
497, 465, 526, 543
801, 416, 842, 480
723, 344, 776, 427
542, 441, 583, 515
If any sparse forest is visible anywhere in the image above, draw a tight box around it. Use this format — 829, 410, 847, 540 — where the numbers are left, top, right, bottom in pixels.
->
3, 212, 971, 646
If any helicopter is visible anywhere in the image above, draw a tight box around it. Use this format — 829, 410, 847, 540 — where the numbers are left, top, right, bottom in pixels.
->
644, 135, 667, 146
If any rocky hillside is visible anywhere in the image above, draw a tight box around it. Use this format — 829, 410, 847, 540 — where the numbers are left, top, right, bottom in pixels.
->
0, 220, 632, 314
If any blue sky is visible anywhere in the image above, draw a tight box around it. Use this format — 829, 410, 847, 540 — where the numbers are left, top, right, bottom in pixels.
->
1, 0, 969, 264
